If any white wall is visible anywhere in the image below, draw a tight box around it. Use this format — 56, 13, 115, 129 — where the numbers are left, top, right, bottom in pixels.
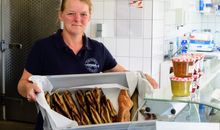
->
86, 0, 158, 80
164, 0, 202, 54
151, 0, 165, 82
164, 0, 220, 52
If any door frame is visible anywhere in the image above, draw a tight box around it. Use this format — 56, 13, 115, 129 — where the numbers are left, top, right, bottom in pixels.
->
0, 0, 6, 120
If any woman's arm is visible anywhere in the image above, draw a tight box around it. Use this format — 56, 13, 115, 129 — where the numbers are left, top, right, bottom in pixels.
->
105, 64, 128, 72
17, 69, 41, 102
106, 64, 159, 89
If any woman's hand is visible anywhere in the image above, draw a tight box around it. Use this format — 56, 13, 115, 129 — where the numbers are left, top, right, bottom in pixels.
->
25, 82, 41, 102
17, 69, 41, 102
144, 74, 159, 89
107, 64, 159, 89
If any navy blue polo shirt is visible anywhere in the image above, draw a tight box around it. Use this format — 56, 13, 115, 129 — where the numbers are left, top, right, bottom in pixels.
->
25, 29, 117, 75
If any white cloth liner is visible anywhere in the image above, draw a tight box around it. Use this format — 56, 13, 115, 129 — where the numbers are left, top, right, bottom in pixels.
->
29, 72, 154, 130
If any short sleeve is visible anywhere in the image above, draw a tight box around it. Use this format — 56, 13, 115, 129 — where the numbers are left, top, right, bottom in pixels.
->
102, 45, 117, 71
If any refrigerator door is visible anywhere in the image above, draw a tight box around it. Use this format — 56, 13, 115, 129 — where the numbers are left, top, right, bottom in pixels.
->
1, 0, 60, 122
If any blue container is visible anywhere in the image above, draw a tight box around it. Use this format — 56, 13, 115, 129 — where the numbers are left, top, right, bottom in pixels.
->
199, 0, 204, 11
181, 39, 188, 54
199, 104, 206, 122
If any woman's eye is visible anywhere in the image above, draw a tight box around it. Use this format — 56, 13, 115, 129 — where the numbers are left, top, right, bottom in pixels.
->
67, 13, 76, 16
81, 13, 88, 17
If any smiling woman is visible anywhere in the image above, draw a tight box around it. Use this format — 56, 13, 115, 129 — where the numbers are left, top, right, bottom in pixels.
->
59, 0, 91, 40
17, 0, 158, 129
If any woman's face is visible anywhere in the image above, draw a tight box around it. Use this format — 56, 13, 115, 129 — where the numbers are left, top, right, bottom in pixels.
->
59, 0, 91, 35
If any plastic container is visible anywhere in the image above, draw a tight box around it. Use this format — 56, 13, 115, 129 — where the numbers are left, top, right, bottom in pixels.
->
181, 39, 188, 54
170, 76, 193, 97
172, 56, 195, 77
199, 104, 207, 122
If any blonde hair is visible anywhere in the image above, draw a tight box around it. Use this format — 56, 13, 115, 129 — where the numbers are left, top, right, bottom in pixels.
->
60, 0, 92, 14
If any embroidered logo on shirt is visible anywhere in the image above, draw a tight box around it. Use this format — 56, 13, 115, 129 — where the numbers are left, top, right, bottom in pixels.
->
85, 58, 100, 72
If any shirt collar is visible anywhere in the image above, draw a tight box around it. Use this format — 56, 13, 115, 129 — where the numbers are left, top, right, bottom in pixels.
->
54, 29, 92, 50
82, 32, 92, 50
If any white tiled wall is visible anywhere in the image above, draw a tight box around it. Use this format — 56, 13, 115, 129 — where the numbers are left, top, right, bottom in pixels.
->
151, 0, 165, 82
87, 0, 159, 81
163, 0, 202, 57
116, 38, 130, 57
164, 0, 220, 54
104, 1, 116, 19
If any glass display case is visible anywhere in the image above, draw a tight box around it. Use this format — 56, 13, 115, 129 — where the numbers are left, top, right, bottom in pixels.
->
143, 57, 220, 123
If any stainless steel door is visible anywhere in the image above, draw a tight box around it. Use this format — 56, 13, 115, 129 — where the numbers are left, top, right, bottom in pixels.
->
1, 0, 60, 122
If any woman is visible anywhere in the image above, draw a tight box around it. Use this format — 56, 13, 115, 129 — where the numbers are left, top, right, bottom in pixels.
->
17, 0, 158, 129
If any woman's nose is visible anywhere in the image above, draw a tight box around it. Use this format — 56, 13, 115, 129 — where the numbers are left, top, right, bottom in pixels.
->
74, 14, 81, 22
